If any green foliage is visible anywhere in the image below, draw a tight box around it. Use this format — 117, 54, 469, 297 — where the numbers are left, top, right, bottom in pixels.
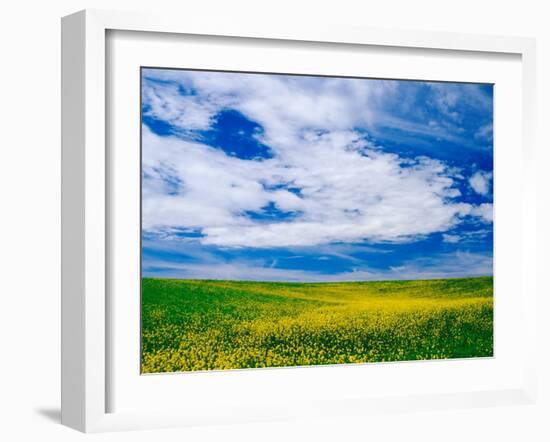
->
141, 276, 493, 373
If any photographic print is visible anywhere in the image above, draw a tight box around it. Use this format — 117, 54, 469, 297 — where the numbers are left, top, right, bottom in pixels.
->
140, 68, 493, 374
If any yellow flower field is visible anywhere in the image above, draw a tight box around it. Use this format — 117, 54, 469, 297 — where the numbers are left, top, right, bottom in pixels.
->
141, 276, 493, 373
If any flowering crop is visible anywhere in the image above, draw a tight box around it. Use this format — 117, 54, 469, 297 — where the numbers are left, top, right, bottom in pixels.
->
141, 277, 493, 373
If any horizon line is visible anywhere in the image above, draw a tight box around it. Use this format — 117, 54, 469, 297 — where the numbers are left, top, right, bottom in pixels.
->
141, 274, 493, 284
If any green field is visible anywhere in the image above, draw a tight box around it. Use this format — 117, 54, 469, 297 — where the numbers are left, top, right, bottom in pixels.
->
141, 276, 493, 373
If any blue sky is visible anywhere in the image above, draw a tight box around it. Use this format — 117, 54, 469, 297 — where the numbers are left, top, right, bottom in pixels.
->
141, 68, 493, 281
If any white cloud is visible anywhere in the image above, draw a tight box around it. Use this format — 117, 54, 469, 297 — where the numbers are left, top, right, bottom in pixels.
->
143, 79, 218, 130
442, 234, 461, 244
441, 228, 491, 245
470, 203, 493, 223
143, 127, 480, 247
141, 70, 492, 248
469, 170, 492, 196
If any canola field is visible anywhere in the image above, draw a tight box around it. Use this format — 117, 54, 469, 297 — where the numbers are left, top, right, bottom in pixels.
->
141, 276, 493, 373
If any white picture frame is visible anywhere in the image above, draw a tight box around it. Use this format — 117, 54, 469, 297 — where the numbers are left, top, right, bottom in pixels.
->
61, 9, 538, 433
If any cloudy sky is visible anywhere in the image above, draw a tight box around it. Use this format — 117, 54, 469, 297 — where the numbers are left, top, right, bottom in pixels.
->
141, 68, 493, 281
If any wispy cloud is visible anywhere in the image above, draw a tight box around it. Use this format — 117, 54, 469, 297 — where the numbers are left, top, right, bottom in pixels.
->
143, 248, 492, 282
385, 251, 493, 281
475, 123, 493, 142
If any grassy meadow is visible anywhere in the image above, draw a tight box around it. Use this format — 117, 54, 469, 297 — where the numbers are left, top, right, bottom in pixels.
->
141, 276, 493, 373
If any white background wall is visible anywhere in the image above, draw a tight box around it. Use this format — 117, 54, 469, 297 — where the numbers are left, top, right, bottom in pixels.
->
0, 1, 548, 440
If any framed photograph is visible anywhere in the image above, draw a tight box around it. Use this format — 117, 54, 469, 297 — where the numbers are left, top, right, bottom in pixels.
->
61, 9, 538, 432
